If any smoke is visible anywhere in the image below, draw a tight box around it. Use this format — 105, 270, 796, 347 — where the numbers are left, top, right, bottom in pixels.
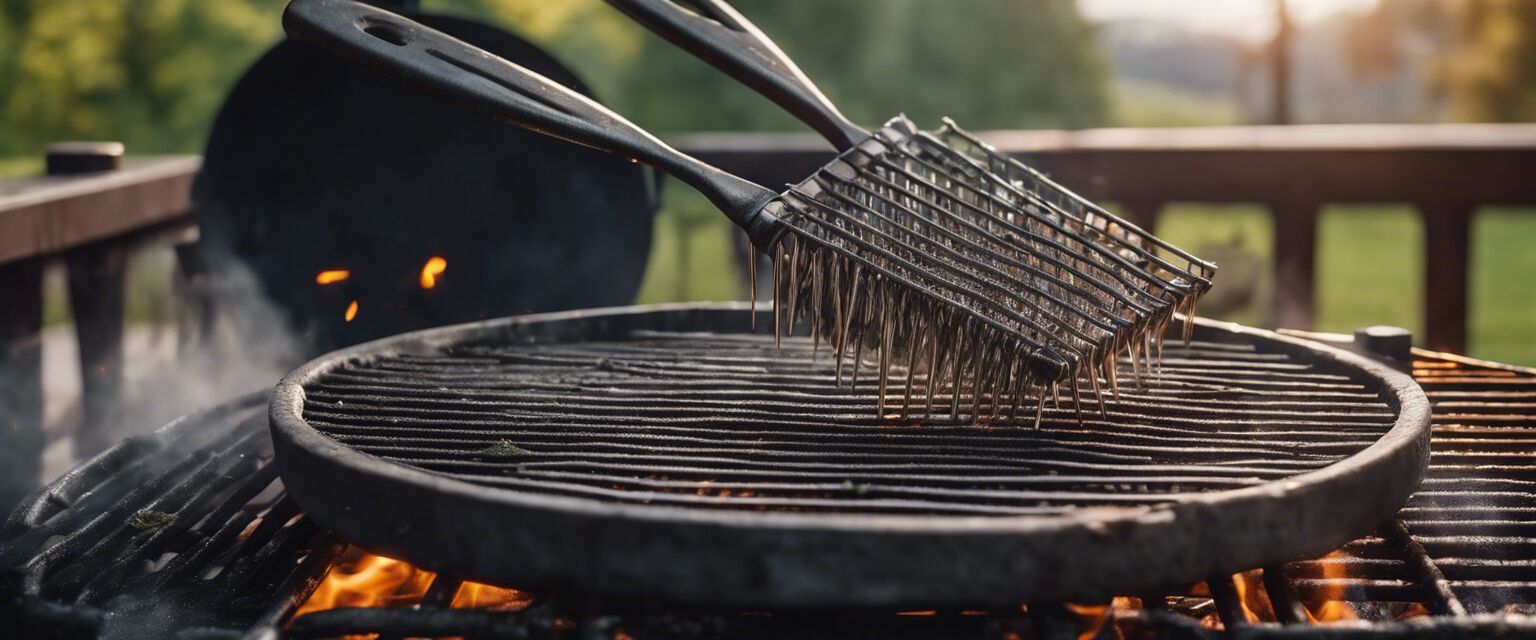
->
79, 253, 308, 458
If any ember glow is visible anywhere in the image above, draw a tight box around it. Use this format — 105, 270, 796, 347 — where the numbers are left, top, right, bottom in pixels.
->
419, 256, 447, 289
296, 548, 535, 617
315, 269, 351, 285
344, 300, 358, 322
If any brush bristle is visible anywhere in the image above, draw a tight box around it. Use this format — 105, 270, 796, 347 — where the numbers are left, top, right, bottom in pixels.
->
756, 117, 1214, 424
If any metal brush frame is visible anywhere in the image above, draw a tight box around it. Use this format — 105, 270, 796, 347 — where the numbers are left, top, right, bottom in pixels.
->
270, 302, 1430, 609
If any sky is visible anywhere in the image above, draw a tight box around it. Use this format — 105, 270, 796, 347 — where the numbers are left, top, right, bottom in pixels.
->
1078, 0, 1381, 43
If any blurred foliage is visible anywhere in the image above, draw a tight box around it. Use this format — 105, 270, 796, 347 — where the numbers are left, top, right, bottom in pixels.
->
1339, 0, 1536, 122
0, 0, 281, 155
437, 0, 1110, 133
1433, 0, 1536, 121
0, 0, 1108, 158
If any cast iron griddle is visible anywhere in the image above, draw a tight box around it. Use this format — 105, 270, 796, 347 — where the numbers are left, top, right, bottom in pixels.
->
269, 303, 1429, 608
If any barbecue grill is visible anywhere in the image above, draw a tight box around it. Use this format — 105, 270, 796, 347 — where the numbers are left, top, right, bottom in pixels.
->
7, 303, 1536, 639
268, 302, 1429, 609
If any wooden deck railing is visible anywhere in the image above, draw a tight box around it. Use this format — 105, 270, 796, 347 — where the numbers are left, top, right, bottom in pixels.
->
676, 123, 1536, 354
0, 145, 199, 509
2, 125, 1534, 509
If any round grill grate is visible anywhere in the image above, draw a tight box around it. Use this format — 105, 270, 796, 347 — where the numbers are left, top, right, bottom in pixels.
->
271, 303, 1429, 608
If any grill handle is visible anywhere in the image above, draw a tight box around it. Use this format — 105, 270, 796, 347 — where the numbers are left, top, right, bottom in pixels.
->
605, 0, 867, 150
282, 0, 783, 249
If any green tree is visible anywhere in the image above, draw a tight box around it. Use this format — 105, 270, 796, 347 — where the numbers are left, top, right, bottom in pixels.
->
631, 0, 1109, 132
1433, 0, 1536, 122
442, 0, 1110, 133
2, 0, 1109, 158
0, 0, 279, 156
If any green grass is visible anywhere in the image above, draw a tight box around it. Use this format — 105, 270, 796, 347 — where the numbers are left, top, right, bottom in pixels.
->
1314, 207, 1424, 336
635, 185, 744, 304
1472, 209, 1536, 365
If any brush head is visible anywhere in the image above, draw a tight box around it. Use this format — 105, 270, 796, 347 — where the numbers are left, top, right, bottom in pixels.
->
758, 116, 1215, 422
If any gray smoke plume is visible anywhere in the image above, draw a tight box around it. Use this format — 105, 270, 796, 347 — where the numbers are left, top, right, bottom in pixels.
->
101, 256, 307, 450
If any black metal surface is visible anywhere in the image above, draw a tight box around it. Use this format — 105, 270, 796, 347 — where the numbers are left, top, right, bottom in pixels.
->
269, 302, 1428, 609
7, 328, 1536, 638
0, 394, 343, 640
195, 7, 656, 353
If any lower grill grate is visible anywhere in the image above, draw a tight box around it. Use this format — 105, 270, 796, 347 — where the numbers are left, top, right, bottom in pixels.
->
300, 331, 1396, 516
1394, 352, 1536, 611
0, 395, 345, 639
1280, 350, 1536, 618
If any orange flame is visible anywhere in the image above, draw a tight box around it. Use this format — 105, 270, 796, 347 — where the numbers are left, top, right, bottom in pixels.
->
1064, 602, 1109, 640
295, 552, 434, 617
344, 300, 359, 322
1232, 571, 1268, 623
297, 548, 536, 619
315, 269, 351, 285
451, 581, 536, 611
1305, 551, 1358, 622
419, 256, 447, 289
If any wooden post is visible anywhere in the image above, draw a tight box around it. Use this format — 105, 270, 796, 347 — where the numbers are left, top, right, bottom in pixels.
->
1116, 201, 1164, 236
1268, 201, 1318, 330
0, 257, 45, 513
53, 142, 130, 457
1420, 203, 1474, 353
173, 233, 216, 351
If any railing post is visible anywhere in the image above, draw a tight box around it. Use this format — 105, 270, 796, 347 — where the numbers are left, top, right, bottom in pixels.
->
173, 230, 217, 350
1420, 203, 1474, 353
53, 142, 129, 457
1117, 200, 1164, 234
0, 257, 45, 513
1268, 201, 1318, 330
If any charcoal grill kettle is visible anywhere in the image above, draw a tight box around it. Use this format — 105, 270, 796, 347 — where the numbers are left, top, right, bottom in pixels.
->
194, 0, 659, 353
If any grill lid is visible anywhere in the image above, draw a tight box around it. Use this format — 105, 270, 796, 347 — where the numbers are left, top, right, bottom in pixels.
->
269, 303, 1430, 608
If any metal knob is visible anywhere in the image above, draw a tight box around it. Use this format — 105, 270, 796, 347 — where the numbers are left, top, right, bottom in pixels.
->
1355, 325, 1413, 364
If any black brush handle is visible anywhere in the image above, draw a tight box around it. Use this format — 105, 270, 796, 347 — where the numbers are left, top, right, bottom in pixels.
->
605, 0, 867, 150
283, 0, 782, 247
